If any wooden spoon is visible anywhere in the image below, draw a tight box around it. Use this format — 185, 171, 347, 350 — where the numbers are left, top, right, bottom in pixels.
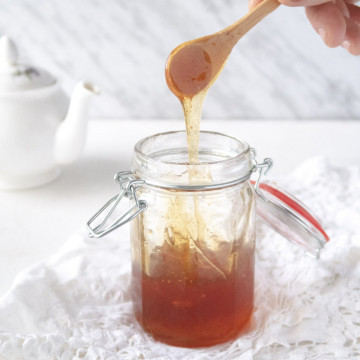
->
165, 0, 280, 100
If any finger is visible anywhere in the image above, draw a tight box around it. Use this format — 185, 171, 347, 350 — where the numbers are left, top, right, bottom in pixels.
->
279, 0, 332, 7
348, 3, 360, 25
250, 0, 333, 8
334, 0, 350, 18
342, 18, 360, 54
306, 2, 347, 47
249, 0, 264, 10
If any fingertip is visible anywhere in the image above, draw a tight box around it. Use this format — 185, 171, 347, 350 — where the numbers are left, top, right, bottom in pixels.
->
317, 27, 327, 42
249, 0, 264, 10
306, 3, 347, 47
280, 0, 331, 7
348, 4, 360, 26
341, 39, 352, 51
342, 19, 360, 55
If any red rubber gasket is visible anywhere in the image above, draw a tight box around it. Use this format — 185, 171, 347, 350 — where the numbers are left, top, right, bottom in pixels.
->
251, 181, 330, 242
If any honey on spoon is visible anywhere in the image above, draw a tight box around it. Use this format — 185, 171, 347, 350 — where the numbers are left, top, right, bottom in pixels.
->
165, 0, 280, 163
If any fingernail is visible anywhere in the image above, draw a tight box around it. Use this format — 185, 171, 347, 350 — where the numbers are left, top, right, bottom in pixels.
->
341, 40, 351, 51
248, 0, 257, 9
317, 28, 326, 41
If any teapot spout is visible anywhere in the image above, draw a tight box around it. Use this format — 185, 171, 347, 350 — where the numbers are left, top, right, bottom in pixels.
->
55, 81, 100, 165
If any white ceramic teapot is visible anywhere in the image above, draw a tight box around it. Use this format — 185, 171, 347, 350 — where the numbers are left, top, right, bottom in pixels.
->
0, 36, 100, 190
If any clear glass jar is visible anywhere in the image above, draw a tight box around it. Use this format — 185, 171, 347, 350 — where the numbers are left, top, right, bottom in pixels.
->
87, 130, 329, 348
130, 131, 256, 347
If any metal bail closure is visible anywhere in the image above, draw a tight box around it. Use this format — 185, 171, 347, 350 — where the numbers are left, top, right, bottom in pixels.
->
87, 171, 147, 238
252, 159, 329, 259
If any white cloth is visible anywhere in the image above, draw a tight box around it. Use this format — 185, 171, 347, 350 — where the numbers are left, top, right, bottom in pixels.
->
0, 157, 359, 360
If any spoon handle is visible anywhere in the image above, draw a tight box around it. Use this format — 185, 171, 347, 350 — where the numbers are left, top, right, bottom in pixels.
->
227, 0, 280, 39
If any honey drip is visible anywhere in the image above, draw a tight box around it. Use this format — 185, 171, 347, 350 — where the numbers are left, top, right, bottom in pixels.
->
164, 34, 232, 284
165, 40, 231, 162
181, 94, 204, 164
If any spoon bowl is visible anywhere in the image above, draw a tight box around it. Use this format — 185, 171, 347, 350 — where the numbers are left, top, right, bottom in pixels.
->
166, 0, 280, 99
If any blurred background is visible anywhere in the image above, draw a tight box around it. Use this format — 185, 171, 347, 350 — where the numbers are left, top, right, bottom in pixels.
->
1, 0, 359, 120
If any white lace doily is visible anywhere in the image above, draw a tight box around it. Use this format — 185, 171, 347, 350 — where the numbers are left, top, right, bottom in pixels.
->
0, 157, 359, 359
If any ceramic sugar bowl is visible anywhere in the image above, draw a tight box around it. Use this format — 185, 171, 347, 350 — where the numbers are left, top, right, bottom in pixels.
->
0, 36, 100, 190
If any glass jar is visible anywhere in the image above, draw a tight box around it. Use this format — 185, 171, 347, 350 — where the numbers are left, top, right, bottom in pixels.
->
130, 131, 256, 347
87, 130, 329, 348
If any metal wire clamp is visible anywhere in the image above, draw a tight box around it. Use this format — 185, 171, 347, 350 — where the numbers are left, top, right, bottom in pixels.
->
87, 171, 147, 238
86, 156, 273, 239
253, 157, 273, 194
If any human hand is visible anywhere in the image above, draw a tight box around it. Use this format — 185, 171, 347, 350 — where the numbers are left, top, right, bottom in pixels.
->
249, 0, 360, 55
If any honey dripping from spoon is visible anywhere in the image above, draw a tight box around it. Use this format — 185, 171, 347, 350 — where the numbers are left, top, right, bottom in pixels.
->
165, 0, 280, 164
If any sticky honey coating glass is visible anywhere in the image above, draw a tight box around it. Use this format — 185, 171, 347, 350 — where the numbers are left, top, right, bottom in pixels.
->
130, 131, 256, 348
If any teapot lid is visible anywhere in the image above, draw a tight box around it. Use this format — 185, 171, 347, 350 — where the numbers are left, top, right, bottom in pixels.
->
0, 36, 56, 92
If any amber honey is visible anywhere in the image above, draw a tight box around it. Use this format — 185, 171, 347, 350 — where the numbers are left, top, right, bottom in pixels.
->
132, 239, 254, 347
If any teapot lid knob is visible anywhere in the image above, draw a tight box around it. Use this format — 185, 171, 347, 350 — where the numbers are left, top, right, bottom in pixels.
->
0, 36, 19, 67
0, 36, 56, 92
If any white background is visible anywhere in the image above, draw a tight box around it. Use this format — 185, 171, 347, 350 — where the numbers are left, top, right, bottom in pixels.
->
0, 1, 359, 296
1, 0, 359, 119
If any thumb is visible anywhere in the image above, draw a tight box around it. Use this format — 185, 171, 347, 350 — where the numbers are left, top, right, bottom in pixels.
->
249, 0, 332, 9
279, 0, 333, 6
249, 0, 264, 10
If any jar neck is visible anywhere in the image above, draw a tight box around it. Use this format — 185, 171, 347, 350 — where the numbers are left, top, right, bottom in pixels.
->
131, 131, 254, 190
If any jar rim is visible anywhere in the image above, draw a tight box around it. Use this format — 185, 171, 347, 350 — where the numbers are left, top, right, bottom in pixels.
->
132, 130, 255, 189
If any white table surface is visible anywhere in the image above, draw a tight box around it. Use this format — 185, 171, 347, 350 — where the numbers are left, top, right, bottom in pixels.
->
1, 118, 359, 298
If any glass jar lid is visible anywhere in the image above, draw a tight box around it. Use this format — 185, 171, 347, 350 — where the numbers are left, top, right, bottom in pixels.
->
252, 180, 329, 258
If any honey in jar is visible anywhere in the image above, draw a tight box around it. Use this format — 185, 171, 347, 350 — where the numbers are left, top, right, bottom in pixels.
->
129, 131, 256, 347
